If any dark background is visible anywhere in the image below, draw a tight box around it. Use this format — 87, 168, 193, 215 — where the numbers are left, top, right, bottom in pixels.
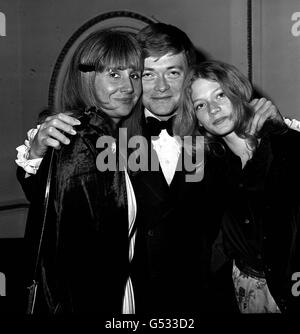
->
0, 0, 299, 311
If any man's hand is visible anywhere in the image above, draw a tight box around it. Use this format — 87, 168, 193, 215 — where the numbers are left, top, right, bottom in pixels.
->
249, 98, 284, 135
29, 113, 81, 159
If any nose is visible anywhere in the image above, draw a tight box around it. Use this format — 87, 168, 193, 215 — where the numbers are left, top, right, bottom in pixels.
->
209, 102, 221, 114
120, 76, 134, 93
154, 75, 170, 92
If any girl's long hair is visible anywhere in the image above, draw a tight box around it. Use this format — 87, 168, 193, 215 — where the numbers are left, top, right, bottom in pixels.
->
174, 60, 258, 156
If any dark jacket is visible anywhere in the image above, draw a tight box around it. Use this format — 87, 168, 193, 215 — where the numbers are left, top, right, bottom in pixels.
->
130, 115, 228, 314
18, 113, 230, 314
221, 128, 300, 313
21, 111, 129, 313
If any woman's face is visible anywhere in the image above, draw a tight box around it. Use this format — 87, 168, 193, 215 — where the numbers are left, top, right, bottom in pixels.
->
94, 67, 142, 123
191, 78, 235, 136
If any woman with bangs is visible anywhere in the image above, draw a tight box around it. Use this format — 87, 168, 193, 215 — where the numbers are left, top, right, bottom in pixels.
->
175, 60, 300, 313
23, 29, 143, 314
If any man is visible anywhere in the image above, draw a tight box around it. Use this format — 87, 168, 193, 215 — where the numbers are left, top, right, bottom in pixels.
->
16, 23, 289, 313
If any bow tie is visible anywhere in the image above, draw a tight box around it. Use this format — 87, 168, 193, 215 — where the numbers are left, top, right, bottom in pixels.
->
146, 117, 174, 136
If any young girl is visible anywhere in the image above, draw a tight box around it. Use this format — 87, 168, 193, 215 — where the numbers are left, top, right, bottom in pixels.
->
175, 60, 300, 313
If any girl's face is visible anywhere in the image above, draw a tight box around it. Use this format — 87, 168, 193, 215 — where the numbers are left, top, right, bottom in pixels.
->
94, 67, 142, 123
191, 78, 235, 136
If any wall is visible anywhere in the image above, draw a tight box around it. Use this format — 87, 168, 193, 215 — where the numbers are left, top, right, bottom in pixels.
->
252, 0, 300, 119
18, 0, 247, 133
0, 0, 248, 238
0, 0, 25, 238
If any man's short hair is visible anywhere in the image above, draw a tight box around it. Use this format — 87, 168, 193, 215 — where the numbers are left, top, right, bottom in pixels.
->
136, 23, 197, 66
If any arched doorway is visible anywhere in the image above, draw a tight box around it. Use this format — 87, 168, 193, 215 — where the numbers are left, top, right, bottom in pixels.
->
48, 11, 157, 112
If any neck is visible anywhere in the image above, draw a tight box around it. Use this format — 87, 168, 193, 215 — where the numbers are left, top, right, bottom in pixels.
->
223, 132, 253, 169
111, 118, 120, 125
158, 115, 176, 121
144, 108, 176, 121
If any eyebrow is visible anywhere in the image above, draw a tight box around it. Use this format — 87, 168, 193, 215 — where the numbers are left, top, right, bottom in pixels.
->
143, 65, 185, 71
192, 87, 222, 103
105, 66, 140, 72
192, 98, 204, 104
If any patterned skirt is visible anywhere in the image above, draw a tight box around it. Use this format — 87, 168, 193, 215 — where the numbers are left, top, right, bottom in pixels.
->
232, 261, 281, 313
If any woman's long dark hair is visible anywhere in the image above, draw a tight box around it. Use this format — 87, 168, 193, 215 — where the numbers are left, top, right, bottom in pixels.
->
40, 30, 144, 208
62, 29, 143, 114
38, 29, 143, 123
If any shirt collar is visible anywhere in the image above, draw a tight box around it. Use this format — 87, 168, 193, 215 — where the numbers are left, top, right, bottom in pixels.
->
144, 108, 177, 121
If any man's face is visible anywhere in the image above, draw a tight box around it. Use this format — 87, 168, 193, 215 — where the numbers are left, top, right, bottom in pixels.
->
142, 52, 188, 120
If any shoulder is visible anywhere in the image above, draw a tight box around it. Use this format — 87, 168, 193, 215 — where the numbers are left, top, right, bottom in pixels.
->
269, 128, 300, 154
54, 110, 116, 178
267, 129, 300, 174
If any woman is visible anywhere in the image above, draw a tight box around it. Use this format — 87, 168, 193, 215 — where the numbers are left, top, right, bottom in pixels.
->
23, 29, 143, 313
175, 60, 300, 313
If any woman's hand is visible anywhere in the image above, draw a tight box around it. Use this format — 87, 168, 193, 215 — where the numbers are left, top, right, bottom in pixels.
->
29, 113, 81, 159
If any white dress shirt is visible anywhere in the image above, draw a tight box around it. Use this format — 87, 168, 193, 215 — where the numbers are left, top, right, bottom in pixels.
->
145, 109, 181, 185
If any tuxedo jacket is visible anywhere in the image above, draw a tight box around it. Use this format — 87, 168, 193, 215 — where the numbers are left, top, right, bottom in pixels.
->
130, 115, 228, 314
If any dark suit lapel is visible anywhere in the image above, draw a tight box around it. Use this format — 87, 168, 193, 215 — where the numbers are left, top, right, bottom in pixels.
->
133, 114, 190, 212
169, 151, 186, 197
136, 114, 171, 201
134, 130, 170, 203
138, 170, 170, 201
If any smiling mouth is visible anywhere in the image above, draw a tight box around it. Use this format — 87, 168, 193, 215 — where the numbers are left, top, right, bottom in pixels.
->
152, 96, 172, 100
115, 98, 133, 104
213, 117, 227, 126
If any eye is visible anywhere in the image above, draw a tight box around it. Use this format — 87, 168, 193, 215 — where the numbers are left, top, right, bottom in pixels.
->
108, 71, 120, 79
142, 72, 154, 80
217, 91, 226, 99
130, 72, 141, 80
195, 102, 207, 111
167, 70, 181, 79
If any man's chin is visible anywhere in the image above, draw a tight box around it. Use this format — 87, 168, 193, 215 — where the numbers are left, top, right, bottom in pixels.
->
148, 107, 177, 118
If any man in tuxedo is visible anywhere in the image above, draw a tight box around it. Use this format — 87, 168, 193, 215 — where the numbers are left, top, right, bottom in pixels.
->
125, 23, 229, 313
16, 23, 282, 314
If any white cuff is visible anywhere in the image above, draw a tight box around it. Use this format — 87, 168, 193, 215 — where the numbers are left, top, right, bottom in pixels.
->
284, 118, 300, 132
15, 126, 43, 175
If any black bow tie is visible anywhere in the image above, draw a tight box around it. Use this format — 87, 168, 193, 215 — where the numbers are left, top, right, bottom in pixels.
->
146, 117, 174, 136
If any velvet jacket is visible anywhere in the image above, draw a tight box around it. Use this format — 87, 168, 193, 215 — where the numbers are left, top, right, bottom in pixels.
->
221, 128, 300, 313
20, 111, 129, 313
